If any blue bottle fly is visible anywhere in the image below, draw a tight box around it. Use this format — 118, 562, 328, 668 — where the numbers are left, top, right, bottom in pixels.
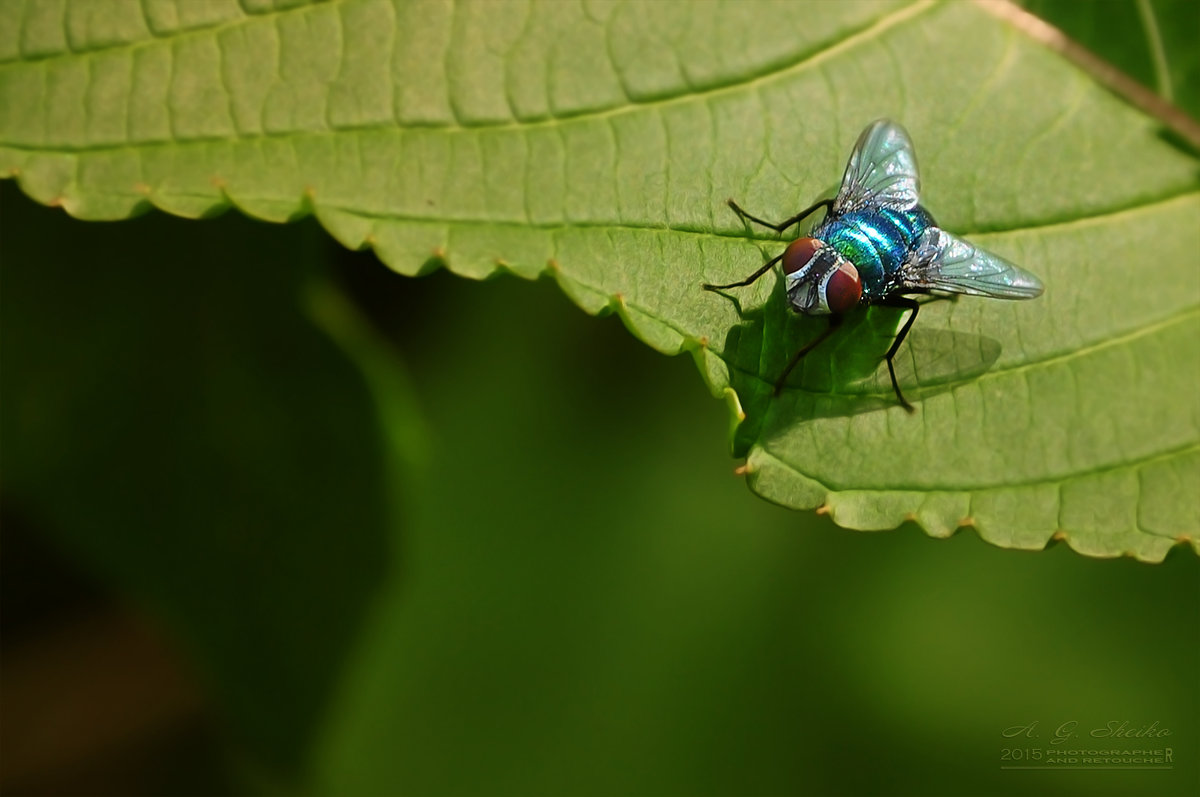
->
704, 119, 1044, 411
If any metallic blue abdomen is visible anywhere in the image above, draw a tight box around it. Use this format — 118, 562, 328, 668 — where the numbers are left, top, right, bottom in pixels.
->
815, 206, 935, 299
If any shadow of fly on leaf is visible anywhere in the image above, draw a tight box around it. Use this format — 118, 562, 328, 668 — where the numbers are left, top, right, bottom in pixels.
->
703, 119, 1043, 413
714, 283, 1002, 457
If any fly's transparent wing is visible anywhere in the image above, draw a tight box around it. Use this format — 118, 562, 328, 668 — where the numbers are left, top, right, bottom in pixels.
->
900, 228, 1044, 299
833, 119, 920, 214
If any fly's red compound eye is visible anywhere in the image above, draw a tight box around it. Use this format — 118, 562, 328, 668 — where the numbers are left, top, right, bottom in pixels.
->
824, 262, 862, 314
781, 237, 822, 275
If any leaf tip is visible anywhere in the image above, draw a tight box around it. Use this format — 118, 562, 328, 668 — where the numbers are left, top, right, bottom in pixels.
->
733, 462, 753, 476
547, 258, 561, 272
815, 504, 830, 516
958, 516, 976, 528
1052, 529, 1068, 542
134, 182, 152, 196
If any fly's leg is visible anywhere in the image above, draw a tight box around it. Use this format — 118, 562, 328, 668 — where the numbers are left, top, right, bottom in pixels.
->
877, 296, 921, 412
703, 198, 834, 291
727, 197, 833, 235
773, 315, 844, 396
703, 253, 783, 291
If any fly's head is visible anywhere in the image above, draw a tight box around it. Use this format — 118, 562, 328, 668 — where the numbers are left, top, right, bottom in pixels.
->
782, 237, 862, 316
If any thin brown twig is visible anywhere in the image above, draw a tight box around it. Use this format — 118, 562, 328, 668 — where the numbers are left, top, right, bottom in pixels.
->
977, 0, 1200, 151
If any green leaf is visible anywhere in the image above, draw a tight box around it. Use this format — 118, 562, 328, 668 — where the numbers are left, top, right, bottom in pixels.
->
2, 0, 1196, 560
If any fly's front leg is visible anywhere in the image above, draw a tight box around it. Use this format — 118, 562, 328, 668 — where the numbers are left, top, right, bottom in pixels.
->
705, 197, 834, 292
727, 197, 833, 235
703, 253, 783, 292
773, 315, 844, 396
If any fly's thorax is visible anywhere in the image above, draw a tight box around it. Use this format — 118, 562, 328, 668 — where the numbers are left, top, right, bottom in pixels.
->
783, 237, 863, 316
818, 206, 935, 299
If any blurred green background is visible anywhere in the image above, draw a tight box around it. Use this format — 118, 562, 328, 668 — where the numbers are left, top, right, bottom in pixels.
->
2, 173, 1197, 796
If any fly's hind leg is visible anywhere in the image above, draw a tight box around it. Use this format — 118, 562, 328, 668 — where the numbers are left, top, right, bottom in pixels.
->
876, 296, 921, 412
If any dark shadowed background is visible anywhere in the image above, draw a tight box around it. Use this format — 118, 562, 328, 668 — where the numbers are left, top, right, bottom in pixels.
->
2, 176, 1197, 796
